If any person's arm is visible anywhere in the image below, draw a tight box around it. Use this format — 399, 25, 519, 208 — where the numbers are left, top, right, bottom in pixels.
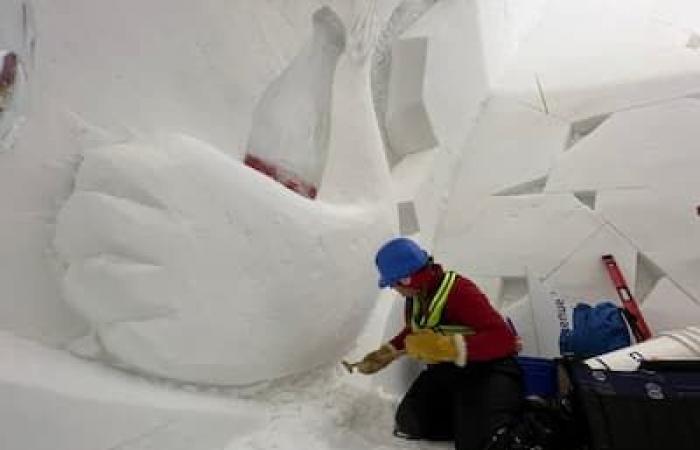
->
447, 278, 518, 362
387, 296, 414, 351
460, 318, 517, 361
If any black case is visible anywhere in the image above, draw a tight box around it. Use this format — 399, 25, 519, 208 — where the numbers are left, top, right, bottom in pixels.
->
564, 360, 700, 450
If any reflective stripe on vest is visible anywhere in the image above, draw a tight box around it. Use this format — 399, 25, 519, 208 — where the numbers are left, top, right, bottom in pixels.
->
411, 271, 470, 335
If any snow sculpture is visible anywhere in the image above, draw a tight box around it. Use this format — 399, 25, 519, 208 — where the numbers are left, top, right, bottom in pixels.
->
54, 2, 396, 386
246, 7, 346, 199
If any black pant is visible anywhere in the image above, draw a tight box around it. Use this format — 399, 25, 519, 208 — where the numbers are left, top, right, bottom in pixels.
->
395, 357, 523, 450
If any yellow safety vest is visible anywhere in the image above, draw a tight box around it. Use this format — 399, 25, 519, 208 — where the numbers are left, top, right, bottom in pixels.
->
410, 271, 472, 335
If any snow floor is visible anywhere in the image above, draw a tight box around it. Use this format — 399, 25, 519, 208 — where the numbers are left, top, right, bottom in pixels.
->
0, 332, 448, 450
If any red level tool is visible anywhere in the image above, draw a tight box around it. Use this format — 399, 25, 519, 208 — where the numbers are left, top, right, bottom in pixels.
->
602, 254, 652, 342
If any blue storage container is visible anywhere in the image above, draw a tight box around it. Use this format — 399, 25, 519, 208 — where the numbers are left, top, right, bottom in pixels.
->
517, 356, 558, 398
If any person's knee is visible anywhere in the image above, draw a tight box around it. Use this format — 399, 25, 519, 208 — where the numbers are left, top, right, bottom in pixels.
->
395, 397, 423, 437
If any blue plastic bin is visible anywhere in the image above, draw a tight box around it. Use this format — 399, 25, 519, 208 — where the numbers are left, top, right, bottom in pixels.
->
517, 356, 558, 398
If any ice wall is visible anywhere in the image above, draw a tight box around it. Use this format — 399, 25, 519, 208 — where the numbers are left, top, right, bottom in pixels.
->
433, 0, 700, 360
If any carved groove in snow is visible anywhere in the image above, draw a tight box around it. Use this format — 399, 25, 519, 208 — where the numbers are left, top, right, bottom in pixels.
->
573, 190, 597, 210
566, 113, 610, 149
687, 33, 700, 50
371, 0, 440, 166
397, 200, 420, 235
385, 37, 438, 160
493, 176, 548, 196
498, 276, 528, 309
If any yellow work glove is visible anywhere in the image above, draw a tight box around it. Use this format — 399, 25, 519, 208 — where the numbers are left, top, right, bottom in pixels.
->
405, 329, 466, 366
355, 344, 400, 374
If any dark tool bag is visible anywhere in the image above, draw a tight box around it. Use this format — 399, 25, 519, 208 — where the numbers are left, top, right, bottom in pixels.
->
561, 359, 700, 450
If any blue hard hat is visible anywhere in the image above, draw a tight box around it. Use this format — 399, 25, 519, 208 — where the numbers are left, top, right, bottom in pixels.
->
375, 238, 429, 288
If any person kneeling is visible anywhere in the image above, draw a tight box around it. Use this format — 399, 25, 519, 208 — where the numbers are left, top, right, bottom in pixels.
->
356, 238, 524, 450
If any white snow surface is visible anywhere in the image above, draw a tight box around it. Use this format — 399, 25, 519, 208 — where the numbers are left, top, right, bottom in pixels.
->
3, 0, 700, 448
53, 1, 398, 385
54, 132, 395, 385
0, 331, 450, 450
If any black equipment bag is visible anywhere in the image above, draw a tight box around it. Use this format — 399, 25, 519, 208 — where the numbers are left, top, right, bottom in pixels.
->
562, 359, 700, 450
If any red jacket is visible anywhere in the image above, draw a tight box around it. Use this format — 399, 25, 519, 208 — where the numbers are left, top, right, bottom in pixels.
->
389, 266, 518, 362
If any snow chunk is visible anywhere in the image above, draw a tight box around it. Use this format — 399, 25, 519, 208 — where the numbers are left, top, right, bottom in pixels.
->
641, 278, 700, 333
597, 186, 700, 302
438, 97, 569, 237
547, 99, 700, 193
436, 193, 603, 278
